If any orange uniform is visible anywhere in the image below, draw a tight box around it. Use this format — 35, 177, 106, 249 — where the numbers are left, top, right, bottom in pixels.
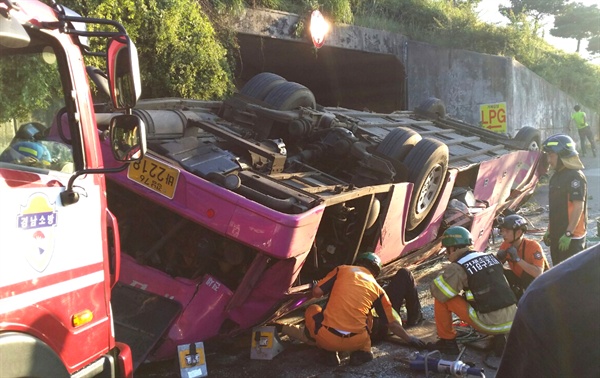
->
498, 239, 548, 278
304, 265, 398, 352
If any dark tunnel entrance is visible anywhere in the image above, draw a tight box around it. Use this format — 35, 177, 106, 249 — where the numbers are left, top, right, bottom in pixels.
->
235, 34, 407, 113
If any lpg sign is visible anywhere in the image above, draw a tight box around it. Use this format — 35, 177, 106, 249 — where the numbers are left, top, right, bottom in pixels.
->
480, 102, 507, 133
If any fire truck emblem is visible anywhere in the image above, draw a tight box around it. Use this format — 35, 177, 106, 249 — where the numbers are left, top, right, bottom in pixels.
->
17, 193, 58, 272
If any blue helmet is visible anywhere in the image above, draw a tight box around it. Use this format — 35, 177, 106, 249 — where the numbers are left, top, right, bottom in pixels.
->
15, 122, 47, 141
542, 134, 577, 158
11, 141, 52, 166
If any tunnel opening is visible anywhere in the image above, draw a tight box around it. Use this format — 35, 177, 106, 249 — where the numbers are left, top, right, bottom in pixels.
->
235, 34, 406, 113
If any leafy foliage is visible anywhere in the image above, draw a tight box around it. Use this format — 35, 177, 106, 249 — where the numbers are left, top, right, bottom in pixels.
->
58, 0, 599, 110
262, 0, 600, 109
550, 3, 600, 53
0, 54, 62, 123
589, 36, 600, 56
61, 0, 235, 100
499, 0, 566, 27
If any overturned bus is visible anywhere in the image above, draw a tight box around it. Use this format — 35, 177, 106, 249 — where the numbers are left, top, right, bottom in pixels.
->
88, 73, 542, 364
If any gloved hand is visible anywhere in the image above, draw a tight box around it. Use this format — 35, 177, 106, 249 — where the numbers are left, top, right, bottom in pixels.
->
559, 234, 572, 251
543, 230, 551, 246
496, 249, 507, 261
408, 336, 426, 348
506, 246, 519, 261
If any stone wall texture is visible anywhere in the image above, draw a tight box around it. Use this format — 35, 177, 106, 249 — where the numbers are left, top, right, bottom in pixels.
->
235, 9, 598, 141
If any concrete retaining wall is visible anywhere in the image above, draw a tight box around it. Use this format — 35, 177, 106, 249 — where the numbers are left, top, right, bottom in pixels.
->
406, 40, 592, 140
235, 9, 598, 143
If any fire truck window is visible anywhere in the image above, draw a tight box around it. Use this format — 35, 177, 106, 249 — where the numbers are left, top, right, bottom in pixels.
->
0, 43, 74, 173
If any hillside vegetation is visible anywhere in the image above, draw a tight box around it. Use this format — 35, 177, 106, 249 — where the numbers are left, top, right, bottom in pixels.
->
251, 0, 600, 111
60, 0, 600, 111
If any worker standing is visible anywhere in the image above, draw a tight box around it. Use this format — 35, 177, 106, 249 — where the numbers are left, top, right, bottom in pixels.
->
569, 105, 597, 157
495, 214, 548, 299
541, 134, 588, 265
428, 226, 516, 355
282, 252, 425, 366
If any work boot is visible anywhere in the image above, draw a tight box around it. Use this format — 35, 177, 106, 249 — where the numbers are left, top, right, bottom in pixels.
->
405, 311, 425, 328
349, 350, 374, 366
425, 338, 460, 355
492, 334, 507, 357
317, 350, 340, 367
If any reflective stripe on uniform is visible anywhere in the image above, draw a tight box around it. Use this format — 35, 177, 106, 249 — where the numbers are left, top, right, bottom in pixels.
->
17, 146, 39, 157
465, 290, 474, 301
467, 306, 512, 334
433, 276, 458, 298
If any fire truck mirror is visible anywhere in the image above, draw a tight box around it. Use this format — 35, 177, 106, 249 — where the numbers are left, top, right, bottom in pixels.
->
107, 35, 141, 110
109, 114, 147, 162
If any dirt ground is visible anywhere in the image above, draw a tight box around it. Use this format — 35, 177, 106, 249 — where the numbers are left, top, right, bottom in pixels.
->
136, 154, 600, 378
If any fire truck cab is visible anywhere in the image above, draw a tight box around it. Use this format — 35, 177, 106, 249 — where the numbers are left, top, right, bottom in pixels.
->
0, 1, 145, 377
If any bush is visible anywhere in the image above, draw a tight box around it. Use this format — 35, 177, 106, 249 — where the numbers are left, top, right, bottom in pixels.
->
62, 0, 235, 100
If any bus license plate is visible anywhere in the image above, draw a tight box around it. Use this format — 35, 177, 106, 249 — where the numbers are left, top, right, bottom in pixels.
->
127, 155, 180, 199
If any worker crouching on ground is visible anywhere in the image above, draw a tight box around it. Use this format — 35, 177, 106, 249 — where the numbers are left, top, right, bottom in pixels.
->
495, 214, 548, 299
371, 268, 425, 343
282, 252, 425, 366
385, 268, 424, 327
428, 226, 517, 355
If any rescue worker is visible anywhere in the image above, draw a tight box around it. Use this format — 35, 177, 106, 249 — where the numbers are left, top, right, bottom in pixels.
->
371, 268, 424, 343
0, 140, 52, 168
428, 226, 517, 355
0, 122, 52, 168
282, 252, 425, 366
497, 244, 600, 377
541, 134, 587, 265
385, 268, 424, 327
495, 214, 548, 299
569, 105, 597, 157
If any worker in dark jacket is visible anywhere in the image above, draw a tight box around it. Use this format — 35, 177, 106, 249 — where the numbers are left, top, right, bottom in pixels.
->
282, 252, 425, 366
385, 268, 424, 327
541, 134, 588, 265
497, 244, 600, 377
428, 226, 517, 355
495, 214, 548, 299
370, 268, 425, 343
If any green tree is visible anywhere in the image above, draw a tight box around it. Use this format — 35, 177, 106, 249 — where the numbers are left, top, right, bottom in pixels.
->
61, 0, 235, 100
499, 0, 566, 31
0, 55, 62, 122
550, 3, 600, 53
588, 35, 600, 55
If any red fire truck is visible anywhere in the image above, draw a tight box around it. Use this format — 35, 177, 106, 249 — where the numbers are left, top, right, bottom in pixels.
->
0, 1, 145, 377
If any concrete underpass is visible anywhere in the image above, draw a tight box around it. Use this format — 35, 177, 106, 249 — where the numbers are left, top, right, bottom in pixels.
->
234, 18, 407, 113
232, 8, 597, 138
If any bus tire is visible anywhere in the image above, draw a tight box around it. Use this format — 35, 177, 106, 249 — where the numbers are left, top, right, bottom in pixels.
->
240, 72, 287, 100
403, 138, 449, 231
513, 127, 541, 151
263, 82, 316, 110
376, 127, 422, 162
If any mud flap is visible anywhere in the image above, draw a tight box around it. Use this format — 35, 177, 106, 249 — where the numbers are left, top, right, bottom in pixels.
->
112, 283, 182, 370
